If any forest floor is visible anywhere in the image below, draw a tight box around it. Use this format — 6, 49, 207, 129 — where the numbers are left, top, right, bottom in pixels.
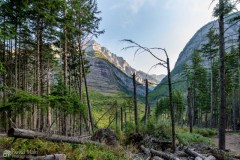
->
213, 132, 240, 155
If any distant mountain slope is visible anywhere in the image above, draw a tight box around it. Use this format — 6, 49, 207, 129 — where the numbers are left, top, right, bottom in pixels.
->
84, 40, 164, 96
85, 40, 165, 84
150, 12, 240, 101
86, 56, 145, 95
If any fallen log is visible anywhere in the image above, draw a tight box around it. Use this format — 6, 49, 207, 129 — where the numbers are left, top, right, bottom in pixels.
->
152, 156, 164, 160
34, 154, 66, 160
205, 155, 216, 160
150, 148, 180, 160
151, 138, 172, 145
174, 151, 188, 157
7, 128, 95, 145
140, 145, 151, 160
184, 148, 207, 159
210, 148, 225, 160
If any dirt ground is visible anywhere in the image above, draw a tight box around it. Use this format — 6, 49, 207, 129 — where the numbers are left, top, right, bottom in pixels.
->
213, 133, 240, 155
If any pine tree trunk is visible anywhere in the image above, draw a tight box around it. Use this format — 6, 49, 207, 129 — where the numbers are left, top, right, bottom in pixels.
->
33, 21, 41, 130
81, 54, 94, 134
210, 59, 214, 128
15, 19, 18, 89
47, 59, 52, 130
115, 109, 118, 130
125, 112, 127, 124
167, 57, 176, 152
218, 0, 226, 150
121, 107, 123, 131
144, 79, 149, 125
78, 38, 83, 101
238, 29, 240, 130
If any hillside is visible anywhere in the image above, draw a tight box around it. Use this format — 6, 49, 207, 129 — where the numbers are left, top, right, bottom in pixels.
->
150, 11, 240, 102
85, 40, 165, 96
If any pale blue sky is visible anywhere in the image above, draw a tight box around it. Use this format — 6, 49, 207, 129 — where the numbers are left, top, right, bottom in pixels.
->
96, 0, 218, 75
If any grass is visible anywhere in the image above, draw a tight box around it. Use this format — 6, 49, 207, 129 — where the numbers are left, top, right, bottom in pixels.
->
176, 127, 216, 146
0, 137, 130, 160
176, 132, 212, 146
85, 88, 146, 129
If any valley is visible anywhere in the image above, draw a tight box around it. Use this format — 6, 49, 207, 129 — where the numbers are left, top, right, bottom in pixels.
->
0, 0, 240, 160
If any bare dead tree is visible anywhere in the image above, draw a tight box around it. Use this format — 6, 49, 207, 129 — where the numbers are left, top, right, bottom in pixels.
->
122, 39, 176, 152
133, 72, 138, 133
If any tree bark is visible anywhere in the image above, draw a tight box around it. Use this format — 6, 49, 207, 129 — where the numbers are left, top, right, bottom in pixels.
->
47, 59, 52, 130
144, 79, 149, 125
63, 0, 68, 88
33, 154, 66, 160
150, 148, 180, 160
81, 54, 94, 134
218, 0, 226, 150
187, 87, 193, 133
120, 107, 123, 131
184, 148, 207, 159
167, 57, 176, 152
133, 73, 138, 133
115, 109, 118, 130
140, 145, 151, 160
8, 128, 93, 144
210, 59, 214, 128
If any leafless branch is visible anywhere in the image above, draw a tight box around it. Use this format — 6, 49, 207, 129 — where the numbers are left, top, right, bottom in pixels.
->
209, 0, 216, 10
121, 39, 167, 63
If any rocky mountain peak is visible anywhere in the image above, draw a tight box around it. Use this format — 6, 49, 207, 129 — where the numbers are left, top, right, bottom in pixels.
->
84, 40, 165, 85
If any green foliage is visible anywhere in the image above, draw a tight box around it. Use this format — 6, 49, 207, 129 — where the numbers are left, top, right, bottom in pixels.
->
0, 62, 5, 73
0, 137, 129, 160
188, 50, 210, 113
123, 122, 135, 135
9, 90, 43, 104
49, 82, 87, 115
155, 90, 185, 119
200, 29, 219, 60
0, 90, 43, 112
177, 132, 212, 146
136, 119, 172, 140
193, 128, 217, 138
213, 0, 235, 17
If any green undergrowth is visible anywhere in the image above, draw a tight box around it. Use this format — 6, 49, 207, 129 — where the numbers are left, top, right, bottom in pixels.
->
124, 118, 217, 146
176, 127, 217, 146
176, 132, 212, 146
0, 137, 130, 160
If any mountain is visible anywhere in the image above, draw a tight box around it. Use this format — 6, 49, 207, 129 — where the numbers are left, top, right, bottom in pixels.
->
84, 40, 164, 96
150, 12, 240, 101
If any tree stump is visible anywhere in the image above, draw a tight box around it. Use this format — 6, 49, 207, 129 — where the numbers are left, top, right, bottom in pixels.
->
91, 128, 118, 146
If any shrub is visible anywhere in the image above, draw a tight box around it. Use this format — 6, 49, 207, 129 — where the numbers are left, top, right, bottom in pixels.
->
177, 132, 212, 145
193, 128, 217, 137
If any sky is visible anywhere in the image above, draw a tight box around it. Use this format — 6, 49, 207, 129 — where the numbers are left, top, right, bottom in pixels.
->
96, 0, 218, 75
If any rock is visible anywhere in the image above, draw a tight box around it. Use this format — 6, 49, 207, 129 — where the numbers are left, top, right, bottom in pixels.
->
85, 40, 163, 85
195, 157, 203, 160
91, 128, 118, 146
